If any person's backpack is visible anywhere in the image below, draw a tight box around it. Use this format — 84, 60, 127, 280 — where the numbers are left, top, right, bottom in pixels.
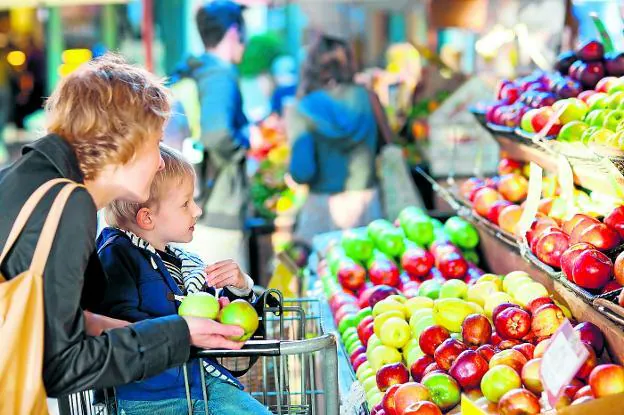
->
166, 72, 213, 203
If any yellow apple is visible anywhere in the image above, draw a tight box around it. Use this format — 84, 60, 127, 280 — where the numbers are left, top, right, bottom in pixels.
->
502, 271, 530, 292
374, 310, 405, 336
513, 282, 549, 308
477, 274, 503, 291
466, 281, 499, 307
405, 296, 434, 318
372, 299, 407, 318
369, 344, 402, 370
484, 292, 515, 318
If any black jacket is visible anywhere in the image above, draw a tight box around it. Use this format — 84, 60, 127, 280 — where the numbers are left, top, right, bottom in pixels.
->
0, 134, 191, 397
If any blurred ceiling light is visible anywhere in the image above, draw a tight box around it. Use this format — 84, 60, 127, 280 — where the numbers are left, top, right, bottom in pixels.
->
7, 50, 26, 67
475, 24, 515, 59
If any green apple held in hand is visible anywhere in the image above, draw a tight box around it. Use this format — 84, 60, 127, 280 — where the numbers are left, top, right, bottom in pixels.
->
178, 293, 220, 319
553, 98, 589, 124
557, 121, 589, 142
218, 300, 259, 342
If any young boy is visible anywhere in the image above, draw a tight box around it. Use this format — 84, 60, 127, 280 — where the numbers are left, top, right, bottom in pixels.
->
95, 145, 272, 414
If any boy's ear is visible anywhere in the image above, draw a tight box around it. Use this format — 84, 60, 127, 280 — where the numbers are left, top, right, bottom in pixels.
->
135, 207, 154, 231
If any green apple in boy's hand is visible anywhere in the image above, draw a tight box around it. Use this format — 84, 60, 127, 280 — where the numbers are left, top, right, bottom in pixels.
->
219, 300, 260, 342
178, 293, 220, 320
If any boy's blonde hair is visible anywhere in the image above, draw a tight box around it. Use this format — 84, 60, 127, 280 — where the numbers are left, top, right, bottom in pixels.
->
106, 145, 196, 228
45, 53, 170, 180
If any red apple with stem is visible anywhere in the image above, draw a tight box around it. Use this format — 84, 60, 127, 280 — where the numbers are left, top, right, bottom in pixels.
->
419, 325, 451, 356
604, 206, 624, 239
571, 249, 612, 290
531, 303, 566, 338
575, 342, 598, 381
381, 383, 402, 415
489, 349, 528, 375
462, 314, 492, 347
409, 355, 435, 382
497, 388, 540, 415
578, 223, 621, 250
434, 338, 467, 371
449, 349, 489, 389
574, 322, 605, 355
589, 364, 624, 398
561, 243, 594, 281
495, 307, 531, 340
376, 362, 410, 392
534, 229, 569, 268
393, 382, 432, 415
476, 344, 497, 363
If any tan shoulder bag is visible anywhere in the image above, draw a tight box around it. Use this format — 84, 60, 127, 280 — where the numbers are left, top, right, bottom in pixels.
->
0, 179, 81, 415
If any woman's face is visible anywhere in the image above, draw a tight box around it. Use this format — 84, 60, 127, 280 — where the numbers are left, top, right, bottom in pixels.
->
113, 133, 164, 203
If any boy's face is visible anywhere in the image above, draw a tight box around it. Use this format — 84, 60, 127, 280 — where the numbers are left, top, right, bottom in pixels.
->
151, 176, 202, 245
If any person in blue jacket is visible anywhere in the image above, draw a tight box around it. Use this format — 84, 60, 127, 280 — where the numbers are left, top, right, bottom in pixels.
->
94, 146, 271, 414
287, 34, 383, 244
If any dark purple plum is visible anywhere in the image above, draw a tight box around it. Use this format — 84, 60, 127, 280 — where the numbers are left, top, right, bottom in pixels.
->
555, 51, 578, 75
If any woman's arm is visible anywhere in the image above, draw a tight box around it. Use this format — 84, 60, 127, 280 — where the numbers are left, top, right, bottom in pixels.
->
83, 311, 130, 336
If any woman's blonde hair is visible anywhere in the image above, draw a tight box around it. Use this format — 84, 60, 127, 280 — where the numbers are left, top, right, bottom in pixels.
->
106, 144, 196, 228
45, 53, 171, 180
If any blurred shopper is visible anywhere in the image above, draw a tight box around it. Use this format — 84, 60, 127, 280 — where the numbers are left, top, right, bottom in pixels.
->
270, 55, 298, 116
0, 55, 244, 406
169, 1, 250, 269
287, 35, 383, 244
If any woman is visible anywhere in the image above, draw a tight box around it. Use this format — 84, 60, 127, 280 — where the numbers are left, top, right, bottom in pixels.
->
0, 55, 244, 399
287, 35, 383, 244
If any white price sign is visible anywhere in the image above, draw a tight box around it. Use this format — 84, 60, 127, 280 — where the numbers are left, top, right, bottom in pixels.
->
540, 320, 589, 407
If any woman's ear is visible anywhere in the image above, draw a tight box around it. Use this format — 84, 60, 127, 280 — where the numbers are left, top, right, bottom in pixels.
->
136, 207, 154, 231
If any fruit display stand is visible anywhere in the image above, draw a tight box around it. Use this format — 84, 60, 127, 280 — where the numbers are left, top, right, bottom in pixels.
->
416, 167, 624, 369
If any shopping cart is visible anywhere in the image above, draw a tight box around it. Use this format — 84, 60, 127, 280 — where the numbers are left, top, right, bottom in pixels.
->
56, 290, 340, 415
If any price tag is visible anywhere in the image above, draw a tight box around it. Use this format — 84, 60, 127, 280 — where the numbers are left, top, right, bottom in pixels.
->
516, 162, 543, 245
540, 320, 590, 407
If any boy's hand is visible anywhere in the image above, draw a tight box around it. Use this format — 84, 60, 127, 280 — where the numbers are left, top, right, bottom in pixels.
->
205, 259, 248, 290
84, 311, 130, 336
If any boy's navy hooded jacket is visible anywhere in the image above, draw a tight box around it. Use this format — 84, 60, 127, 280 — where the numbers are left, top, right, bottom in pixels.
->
94, 227, 249, 400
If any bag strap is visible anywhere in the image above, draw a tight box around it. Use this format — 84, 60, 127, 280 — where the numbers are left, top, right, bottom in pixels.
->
368, 89, 394, 146
0, 178, 71, 272
30, 183, 82, 276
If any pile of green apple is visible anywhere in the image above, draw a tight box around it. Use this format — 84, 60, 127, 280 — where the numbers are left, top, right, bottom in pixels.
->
178, 293, 259, 342
331, 269, 624, 414
320, 208, 482, 303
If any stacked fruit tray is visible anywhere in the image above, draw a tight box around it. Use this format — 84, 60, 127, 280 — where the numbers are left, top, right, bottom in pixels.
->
312, 207, 624, 415
472, 40, 624, 198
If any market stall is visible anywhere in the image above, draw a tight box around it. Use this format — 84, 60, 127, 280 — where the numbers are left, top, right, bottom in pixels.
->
296, 32, 624, 415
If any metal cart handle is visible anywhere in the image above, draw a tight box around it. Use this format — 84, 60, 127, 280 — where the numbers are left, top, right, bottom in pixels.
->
188, 334, 339, 415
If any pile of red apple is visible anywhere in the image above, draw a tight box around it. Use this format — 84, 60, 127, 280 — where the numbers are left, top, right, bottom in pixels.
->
337, 279, 623, 415
459, 159, 532, 235
527, 210, 624, 293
